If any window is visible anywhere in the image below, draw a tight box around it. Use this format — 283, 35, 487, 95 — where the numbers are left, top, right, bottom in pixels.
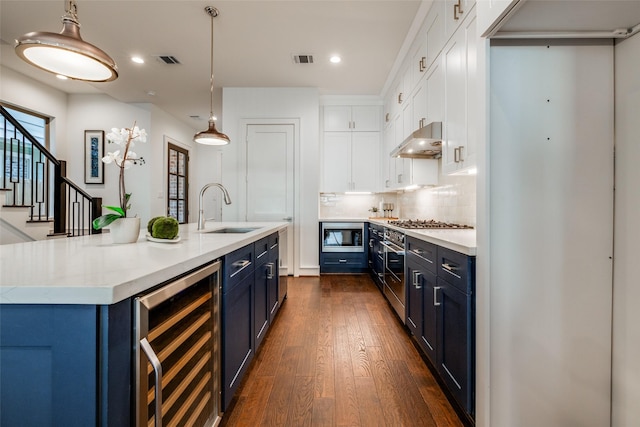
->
167, 143, 189, 224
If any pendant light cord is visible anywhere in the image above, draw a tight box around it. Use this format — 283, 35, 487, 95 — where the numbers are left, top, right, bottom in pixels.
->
65, 1, 79, 23
208, 7, 215, 121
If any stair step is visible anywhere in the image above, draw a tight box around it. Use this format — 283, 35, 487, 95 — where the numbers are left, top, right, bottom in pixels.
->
26, 219, 54, 223
2, 205, 34, 208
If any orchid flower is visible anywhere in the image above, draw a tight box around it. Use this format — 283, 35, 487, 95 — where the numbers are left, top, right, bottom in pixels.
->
92, 121, 147, 231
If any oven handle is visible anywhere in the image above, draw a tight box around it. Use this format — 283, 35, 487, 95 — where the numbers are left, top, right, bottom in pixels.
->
140, 337, 163, 427
381, 241, 405, 255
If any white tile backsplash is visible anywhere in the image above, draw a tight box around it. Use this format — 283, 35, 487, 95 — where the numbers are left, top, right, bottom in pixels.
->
319, 174, 476, 226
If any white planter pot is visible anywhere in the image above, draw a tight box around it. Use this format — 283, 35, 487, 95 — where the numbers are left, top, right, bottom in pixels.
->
110, 217, 141, 244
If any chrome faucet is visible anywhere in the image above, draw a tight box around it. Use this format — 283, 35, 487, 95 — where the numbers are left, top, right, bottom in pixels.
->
198, 183, 232, 230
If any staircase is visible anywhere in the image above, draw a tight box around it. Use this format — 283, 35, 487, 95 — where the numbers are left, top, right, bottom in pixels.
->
0, 106, 102, 244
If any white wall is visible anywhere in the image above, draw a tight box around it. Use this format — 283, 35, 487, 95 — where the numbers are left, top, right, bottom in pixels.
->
612, 32, 640, 427
222, 87, 320, 276
0, 66, 67, 154
2, 68, 202, 228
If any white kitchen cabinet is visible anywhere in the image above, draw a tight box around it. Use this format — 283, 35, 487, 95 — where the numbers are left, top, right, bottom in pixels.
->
442, 12, 477, 175
425, 0, 446, 71
323, 105, 381, 132
426, 55, 445, 124
322, 131, 379, 193
445, 0, 476, 41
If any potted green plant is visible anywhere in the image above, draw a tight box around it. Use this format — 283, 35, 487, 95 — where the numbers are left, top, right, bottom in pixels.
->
92, 122, 146, 243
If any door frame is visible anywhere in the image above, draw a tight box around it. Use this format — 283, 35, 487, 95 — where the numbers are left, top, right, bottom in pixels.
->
238, 118, 300, 276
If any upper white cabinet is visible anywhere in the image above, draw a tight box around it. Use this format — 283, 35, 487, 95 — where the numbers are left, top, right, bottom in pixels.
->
425, 0, 446, 71
442, 12, 477, 174
322, 131, 379, 193
323, 105, 381, 132
322, 104, 381, 193
445, 0, 477, 40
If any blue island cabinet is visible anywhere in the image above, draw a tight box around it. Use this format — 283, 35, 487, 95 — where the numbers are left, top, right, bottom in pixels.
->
221, 232, 280, 411
0, 299, 132, 427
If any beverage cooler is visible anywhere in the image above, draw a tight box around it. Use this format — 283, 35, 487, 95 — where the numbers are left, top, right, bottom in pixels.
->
134, 260, 222, 427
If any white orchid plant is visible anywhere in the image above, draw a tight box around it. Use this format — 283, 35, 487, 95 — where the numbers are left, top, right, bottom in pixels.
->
92, 122, 147, 230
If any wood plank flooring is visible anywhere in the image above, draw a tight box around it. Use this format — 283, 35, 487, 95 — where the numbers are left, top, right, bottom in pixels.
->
220, 275, 463, 427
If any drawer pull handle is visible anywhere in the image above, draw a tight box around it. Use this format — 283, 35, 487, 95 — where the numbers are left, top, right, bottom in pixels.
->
140, 338, 163, 427
233, 260, 251, 269
339, 259, 347, 263
434, 286, 441, 306
442, 263, 462, 279
412, 271, 422, 289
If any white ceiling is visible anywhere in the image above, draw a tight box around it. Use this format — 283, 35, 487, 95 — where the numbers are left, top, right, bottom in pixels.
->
0, 0, 424, 127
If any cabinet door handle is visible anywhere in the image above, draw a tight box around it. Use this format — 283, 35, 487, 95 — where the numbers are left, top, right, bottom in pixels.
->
140, 338, 163, 427
434, 286, 441, 306
398, 92, 404, 104
267, 262, 275, 279
369, 239, 374, 248
454, 0, 463, 20
385, 113, 390, 122
398, 173, 403, 184
458, 145, 464, 162
419, 56, 426, 72
412, 270, 422, 289
454, 147, 460, 163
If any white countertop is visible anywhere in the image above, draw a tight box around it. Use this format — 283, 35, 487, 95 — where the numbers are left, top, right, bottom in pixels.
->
364, 219, 476, 256
0, 222, 288, 305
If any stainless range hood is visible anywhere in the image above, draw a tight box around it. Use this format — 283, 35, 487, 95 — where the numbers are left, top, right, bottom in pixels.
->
390, 121, 442, 159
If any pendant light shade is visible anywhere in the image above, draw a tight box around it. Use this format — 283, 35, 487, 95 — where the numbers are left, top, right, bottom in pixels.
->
194, 6, 230, 146
15, 1, 118, 82
194, 118, 230, 145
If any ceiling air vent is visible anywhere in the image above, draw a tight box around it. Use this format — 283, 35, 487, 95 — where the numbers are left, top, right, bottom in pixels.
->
292, 54, 314, 64
155, 55, 181, 65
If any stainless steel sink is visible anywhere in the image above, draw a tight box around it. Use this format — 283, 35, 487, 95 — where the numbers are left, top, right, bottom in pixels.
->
204, 227, 261, 234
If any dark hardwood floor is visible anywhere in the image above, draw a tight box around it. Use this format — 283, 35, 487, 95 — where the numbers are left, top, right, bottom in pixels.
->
220, 274, 463, 427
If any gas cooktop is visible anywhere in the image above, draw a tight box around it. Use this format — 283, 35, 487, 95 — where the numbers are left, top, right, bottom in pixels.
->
387, 219, 474, 230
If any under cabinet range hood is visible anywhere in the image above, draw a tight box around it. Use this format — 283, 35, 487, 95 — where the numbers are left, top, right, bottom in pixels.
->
391, 122, 442, 159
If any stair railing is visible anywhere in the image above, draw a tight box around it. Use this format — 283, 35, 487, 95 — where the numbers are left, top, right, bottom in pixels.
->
1, 105, 102, 236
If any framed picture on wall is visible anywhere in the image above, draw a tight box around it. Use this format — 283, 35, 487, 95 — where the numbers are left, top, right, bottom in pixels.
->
84, 130, 104, 184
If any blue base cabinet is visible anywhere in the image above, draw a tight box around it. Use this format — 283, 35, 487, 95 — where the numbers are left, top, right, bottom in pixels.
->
405, 236, 475, 419
0, 300, 132, 427
222, 232, 281, 410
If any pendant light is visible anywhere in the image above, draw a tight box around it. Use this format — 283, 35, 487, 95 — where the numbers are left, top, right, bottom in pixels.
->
15, 0, 118, 82
194, 6, 230, 146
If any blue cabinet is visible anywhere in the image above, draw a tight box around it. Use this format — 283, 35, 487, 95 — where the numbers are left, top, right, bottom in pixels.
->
405, 237, 475, 418
221, 232, 280, 410
0, 300, 132, 427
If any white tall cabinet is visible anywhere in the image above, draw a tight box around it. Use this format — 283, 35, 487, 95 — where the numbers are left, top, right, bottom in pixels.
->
489, 41, 614, 427
321, 104, 381, 193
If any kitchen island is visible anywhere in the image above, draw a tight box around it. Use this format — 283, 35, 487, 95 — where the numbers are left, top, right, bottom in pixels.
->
0, 221, 288, 427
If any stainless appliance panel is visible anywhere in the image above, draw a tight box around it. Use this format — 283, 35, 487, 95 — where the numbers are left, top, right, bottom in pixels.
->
321, 222, 365, 253
382, 236, 406, 322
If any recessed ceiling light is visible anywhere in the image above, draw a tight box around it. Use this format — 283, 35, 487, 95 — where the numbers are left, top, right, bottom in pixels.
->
56, 74, 68, 80
131, 56, 144, 64
330, 55, 341, 64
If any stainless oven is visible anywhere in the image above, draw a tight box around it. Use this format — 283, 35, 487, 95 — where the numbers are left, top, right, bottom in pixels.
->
321, 222, 364, 253
382, 228, 405, 323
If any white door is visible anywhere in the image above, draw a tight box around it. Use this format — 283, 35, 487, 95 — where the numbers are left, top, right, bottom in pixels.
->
245, 123, 294, 274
